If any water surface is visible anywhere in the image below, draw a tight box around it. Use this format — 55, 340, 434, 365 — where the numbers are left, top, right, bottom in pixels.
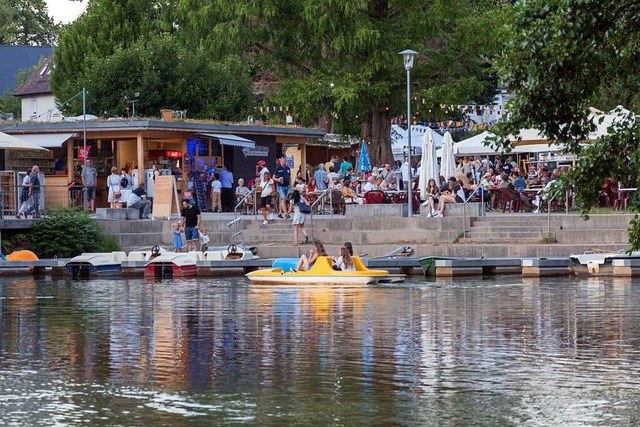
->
2, 275, 640, 425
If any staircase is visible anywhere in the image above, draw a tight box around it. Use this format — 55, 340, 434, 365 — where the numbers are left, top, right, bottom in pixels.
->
461, 216, 565, 243
98, 219, 166, 249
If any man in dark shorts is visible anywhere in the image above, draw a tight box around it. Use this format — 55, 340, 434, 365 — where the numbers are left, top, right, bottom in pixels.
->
180, 199, 201, 251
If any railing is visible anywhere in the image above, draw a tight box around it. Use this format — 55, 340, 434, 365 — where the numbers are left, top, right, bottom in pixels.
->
309, 187, 333, 241
461, 186, 485, 239
1, 182, 85, 219
228, 188, 256, 245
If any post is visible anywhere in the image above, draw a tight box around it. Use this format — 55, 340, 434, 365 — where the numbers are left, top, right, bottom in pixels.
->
82, 87, 88, 210
399, 49, 417, 217
136, 132, 144, 187
406, 68, 413, 217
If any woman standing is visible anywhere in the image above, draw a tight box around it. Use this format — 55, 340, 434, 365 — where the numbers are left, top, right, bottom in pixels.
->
291, 189, 310, 246
16, 168, 32, 219
107, 166, 122, 208
260, 171, 275, 225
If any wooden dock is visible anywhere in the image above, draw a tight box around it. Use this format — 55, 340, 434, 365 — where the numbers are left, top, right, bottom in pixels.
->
3, 256, 632, 278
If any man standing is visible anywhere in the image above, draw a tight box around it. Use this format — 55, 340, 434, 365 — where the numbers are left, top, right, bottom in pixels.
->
81, 159, 97, 212
180, 199, 201, 251
401, 156, 410, 191
126, 183, 152, 219
314, 163, 328, 191
219, 164, 234, 212
339, 156, 353, 178
274, 156, 292, 218
325, 155, 339, 173
30, 165, 41, 218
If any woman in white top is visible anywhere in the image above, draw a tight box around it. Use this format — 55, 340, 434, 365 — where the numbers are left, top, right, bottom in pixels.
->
107, 166, 122, 208
260, 171, 275, 225
290, 189, 310, 245
334, 246, 355, 271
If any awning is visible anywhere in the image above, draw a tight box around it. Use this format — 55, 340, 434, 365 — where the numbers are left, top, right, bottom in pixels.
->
198, 133, 256, 149
15, 133, 75, 148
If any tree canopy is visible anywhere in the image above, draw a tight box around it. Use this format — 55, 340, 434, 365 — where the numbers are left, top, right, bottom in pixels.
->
51, 0, 253, 119
177, 0, 507, 165
496, 0, 640, 249
0, 0, 56, 45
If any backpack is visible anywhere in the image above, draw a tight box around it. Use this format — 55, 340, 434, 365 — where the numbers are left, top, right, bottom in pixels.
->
120, 176, 129, 188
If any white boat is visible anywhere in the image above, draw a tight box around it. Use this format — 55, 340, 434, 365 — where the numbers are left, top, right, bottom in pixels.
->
569, 251, 640, 276
145, 251, 204, 278
65, 252, 128, 278
204, 244, 258, 261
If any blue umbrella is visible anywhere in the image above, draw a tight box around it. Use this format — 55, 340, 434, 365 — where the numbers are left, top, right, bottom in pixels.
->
358, 140, 371, 173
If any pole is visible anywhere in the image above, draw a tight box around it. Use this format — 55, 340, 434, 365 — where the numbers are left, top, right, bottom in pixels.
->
82, 87, 88, 210
406, 68, 413, 217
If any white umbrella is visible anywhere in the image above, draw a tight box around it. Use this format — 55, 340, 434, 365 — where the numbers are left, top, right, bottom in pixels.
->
418, 128, 439, 199
440, 131, 456, 181
0, 131, 49, 151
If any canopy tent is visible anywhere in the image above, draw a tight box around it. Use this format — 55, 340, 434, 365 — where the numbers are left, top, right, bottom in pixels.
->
391, 124, 442, 160
0, 131, 48, 151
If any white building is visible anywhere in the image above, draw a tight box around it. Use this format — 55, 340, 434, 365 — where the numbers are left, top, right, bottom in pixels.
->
12, 56, 64, 123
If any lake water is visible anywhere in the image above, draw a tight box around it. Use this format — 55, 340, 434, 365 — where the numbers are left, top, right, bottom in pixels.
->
2, 275, 640, 425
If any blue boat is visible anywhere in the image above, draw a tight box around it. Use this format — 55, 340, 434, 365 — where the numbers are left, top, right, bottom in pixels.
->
64, 252, 128, 278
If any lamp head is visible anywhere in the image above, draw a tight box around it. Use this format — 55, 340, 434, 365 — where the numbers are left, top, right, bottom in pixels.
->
399, 49, 418, 71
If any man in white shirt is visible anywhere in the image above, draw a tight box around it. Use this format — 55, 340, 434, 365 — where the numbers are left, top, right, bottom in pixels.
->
363, 176, 378, 193
401, 156, 410, 190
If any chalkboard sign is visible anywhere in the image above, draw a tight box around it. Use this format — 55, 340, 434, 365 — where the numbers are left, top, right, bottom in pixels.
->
153, 175, 180, 219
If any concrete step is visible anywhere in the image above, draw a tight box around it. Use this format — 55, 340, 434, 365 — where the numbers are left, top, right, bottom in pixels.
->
116, 232, 165, 247
464, 231, 544, 240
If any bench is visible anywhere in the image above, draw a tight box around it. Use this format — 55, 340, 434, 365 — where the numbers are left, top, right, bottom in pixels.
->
95, 208, 143, 220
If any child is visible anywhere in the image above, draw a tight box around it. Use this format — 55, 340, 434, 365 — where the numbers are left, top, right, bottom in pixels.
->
199, 228, 210, 252
210, 173, 222, 213
295, 176, 306, 193
172, 222, 183, 252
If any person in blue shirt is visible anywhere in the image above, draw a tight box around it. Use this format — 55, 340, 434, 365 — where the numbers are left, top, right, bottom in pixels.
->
339, 156, 353, 178
512, 171, 534, 211
313, 163, 328, 191
218, 164, 234, 212
274, 157, 292, 218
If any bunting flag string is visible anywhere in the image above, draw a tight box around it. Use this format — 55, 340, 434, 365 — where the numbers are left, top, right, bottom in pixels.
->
390, 117, 497, 131
259, 105, 293, 114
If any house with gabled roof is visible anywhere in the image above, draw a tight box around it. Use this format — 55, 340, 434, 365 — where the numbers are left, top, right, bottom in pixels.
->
12, 55, 63, 123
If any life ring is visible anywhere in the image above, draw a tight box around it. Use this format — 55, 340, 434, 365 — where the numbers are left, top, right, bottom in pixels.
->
151, 245, 161, 256
227, 244, 238, 255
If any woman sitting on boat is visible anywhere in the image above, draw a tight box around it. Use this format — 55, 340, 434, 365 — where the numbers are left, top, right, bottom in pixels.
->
334, 246, 355, 271
296, 241, 327, 271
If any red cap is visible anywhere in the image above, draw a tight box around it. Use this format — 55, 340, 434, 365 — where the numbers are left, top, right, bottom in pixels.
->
257, 160, 266, 166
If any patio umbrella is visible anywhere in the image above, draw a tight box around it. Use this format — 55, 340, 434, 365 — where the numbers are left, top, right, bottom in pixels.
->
0, 131, 48, 151
440, 131, 456, 181
418, 128, 439, 199
357, 140, 371, 173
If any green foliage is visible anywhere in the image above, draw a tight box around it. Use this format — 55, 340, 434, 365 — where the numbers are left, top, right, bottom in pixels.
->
99, 234, 121, 252
51, 0, 253, 120
30, 208, 104, 258
177, 0, 507, 165
0, 0, 57, 45
497, 1, 640, 249
1, 231, 30, 254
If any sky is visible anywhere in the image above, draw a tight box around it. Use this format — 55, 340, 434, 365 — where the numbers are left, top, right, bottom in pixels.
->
46, 0, 88, 24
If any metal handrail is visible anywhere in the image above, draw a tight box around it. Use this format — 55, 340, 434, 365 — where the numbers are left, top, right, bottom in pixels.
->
233, 187, 256, 218
461, 186, 484, 239
309, 188, 332, 241
229, 187, 256, 245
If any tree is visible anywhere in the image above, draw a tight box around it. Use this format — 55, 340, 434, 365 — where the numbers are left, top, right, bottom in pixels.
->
51, 0, 254, 120
495, 0, 640, 249
177, 0, 506, 166
0, 0, 57, 45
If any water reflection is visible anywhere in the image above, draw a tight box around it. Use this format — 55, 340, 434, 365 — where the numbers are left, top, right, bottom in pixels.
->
2, 276, 640, 424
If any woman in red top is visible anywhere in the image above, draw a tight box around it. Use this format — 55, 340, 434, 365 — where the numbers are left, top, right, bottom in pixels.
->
306, 177, 317, 193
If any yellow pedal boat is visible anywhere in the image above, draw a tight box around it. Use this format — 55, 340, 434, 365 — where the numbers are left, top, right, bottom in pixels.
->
246, 256, 405, 285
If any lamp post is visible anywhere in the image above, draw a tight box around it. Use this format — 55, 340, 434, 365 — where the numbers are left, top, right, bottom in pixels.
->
399, 49, 417, 217
82, 87, 88, 211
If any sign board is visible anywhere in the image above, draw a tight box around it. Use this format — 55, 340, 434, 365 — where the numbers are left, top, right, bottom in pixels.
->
78, 146, 91, 161
153, 175, 180, 219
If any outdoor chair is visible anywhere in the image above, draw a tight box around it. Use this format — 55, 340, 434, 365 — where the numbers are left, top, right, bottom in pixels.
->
330, 190, 346, 215
501, 188, 521, 213
364, 190, 385, 204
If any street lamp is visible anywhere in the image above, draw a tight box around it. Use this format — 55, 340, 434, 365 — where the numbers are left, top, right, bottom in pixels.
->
399, 49, 417, 217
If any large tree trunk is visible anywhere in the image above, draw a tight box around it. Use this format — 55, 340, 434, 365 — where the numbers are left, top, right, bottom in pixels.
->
361, 108, 393, 168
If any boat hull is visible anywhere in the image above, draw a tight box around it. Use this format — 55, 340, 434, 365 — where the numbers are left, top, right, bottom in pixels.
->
569, 253, 640, 276
419, 257, 460, 277
144, 263, 197, 278
64, 263, 122, 279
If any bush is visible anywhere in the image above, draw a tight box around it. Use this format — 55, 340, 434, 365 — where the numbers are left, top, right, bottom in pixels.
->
30, 208, 104, 258
100, 235, 121, 252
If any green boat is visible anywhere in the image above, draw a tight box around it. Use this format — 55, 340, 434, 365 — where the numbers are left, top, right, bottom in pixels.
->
419, 256, 461, 276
